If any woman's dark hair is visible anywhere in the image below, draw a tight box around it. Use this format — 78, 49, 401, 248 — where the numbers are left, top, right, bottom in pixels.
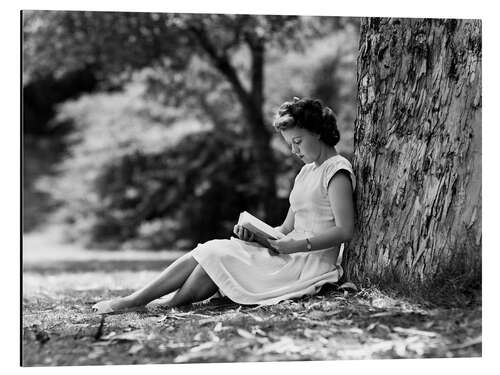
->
273, 97, 340, 147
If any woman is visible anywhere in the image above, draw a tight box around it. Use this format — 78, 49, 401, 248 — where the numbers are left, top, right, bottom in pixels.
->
92, 97, 355, 313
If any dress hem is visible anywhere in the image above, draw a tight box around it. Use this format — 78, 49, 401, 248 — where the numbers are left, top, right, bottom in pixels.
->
192, 250, 342, 305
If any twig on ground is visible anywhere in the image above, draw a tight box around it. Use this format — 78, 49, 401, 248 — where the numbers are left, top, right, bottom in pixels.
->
93, 315, 105, 340
392, 327, 438, 337
449, 336, 482, 350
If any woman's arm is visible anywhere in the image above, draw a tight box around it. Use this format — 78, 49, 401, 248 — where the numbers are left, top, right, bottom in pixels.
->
306, 170, 354, 250
275, 206, 295, 235
268, 170, 354, 253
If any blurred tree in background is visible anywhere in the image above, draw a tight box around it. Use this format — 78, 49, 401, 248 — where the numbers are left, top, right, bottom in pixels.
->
23, 11, 359, 250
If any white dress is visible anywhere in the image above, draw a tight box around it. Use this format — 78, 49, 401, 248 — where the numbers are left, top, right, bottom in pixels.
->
190, 154, 356, 305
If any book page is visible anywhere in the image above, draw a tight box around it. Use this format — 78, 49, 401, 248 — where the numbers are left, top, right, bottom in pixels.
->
237, 211, 285, 240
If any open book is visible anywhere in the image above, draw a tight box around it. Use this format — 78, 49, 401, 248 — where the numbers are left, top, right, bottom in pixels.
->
237, 211, 285, 248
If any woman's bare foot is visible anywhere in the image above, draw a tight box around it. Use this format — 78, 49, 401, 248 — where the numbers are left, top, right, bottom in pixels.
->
92, 296, 144, 314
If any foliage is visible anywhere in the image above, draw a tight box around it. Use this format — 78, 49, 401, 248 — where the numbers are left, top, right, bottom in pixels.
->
42, 79, 277, 249
23, 11, 360, 227
264, 27, 358, 150
23, 66, 97, 135
23, 11, 358, 142
22, 11, 335, 117
26, 12, 359, 248
23, 11, 352, 83
90, 130, 287, 249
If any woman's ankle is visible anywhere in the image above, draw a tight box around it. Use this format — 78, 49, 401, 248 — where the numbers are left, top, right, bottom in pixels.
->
122, 294, 146, 307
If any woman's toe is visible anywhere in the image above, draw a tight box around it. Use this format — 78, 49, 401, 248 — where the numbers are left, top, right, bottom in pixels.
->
92, 300, 114, 314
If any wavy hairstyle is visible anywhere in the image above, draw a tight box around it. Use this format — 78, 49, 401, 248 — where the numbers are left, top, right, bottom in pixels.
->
273, 97, 340, 147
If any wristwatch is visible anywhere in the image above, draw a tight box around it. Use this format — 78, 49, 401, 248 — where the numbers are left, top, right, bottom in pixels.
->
305, 238, 312, 251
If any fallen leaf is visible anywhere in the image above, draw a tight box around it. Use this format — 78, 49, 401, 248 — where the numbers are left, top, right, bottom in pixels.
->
307, 302, 322, 310
193, 313, 212, 318
371, 298, 388, 308
198, 317, 218, 326
308, 310, 329, 320
163, 342, 186, 349
406, 339, 426, 356
251, 327, 267, 336
256, 337, 270, 344
393, 341, 408, 357
346, 327, 364, 335
88, 347, 105, 359
298, 316, 328, 326
102, 330, 148, 342
330, 318, 353, 326
246, 304, 266, 311
324, 310, 341, 317
100, 331, 116, 340
173, 349, 218, 363
367, 323, 391, 338
449, 335, 482, 350
91, 341, 111, 347
236, 328, 255, 339
207, 331, 220, 343
128, 343, 144, 355
370, 311, 398, 318
167, 315, 187, 320
423, 321, 435, 329
303, 328, 315, 338
318, 336, 329, 345
393, 327, 438, 338
233, 341, 253, 350
189, 341, 217, 352
164, 311, 212, 320
257, 337, 302, 354
339, 282, 358, 292
319, 329, 334, 338
247, 313, 264, 322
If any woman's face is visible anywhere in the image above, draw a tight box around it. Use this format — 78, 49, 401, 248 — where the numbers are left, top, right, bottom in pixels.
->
280, 127, 321, 164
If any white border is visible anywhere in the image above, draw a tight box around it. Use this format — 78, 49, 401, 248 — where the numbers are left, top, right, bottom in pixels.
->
3, 0, 498, 374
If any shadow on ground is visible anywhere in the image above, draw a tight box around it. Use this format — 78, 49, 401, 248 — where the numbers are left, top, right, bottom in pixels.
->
24, 259, 174, 275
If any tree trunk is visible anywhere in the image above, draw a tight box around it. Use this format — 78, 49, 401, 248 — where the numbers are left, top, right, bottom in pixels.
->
345, 18, 481, 287
189, 25, 278, 221
243, 99, 278, 222
244, 37, 279, 222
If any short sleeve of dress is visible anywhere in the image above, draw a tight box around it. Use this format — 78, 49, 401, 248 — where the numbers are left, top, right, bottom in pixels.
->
322, 157, 356, 194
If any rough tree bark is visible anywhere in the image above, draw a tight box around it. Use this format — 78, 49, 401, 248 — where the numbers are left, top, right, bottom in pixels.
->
345, 18, 481, 286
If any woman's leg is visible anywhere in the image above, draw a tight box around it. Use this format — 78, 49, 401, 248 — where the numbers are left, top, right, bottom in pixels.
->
106, 252, 198, 310
166, 264, 219, 307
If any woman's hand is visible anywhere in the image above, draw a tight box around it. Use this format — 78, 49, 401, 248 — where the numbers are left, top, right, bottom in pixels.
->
233, 224, 255, 242
267, 238, 306, 255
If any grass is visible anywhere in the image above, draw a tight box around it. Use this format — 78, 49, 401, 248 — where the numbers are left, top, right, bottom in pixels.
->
22, 230, 482, 366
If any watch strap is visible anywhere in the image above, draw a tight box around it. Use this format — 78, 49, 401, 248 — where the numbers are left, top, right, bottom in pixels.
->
306, 238, 312, 251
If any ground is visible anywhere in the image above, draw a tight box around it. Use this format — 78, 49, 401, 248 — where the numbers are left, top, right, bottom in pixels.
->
22, 229, 481, 366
